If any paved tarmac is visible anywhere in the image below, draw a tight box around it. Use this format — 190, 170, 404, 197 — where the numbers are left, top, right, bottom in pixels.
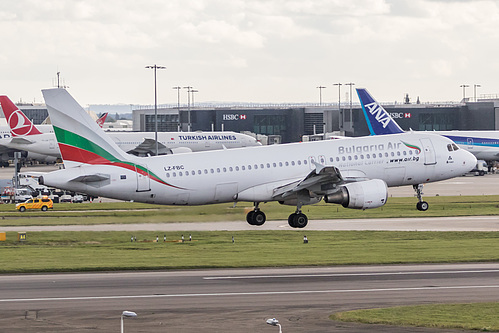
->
0, 263, 498, 332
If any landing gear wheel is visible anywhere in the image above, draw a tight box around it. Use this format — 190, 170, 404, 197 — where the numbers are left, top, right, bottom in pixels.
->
416, 201, 429, 211
252, 210, 266, 226
288, 212, 308, 228
246, 211, 255, 224
246, 210, 266, 226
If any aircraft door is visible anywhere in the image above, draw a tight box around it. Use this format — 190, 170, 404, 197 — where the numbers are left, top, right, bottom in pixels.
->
135, 164, 151, 192
420, 138, 436, 165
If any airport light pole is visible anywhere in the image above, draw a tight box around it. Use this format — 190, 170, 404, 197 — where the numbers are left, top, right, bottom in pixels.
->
191, 89, 198, 107
333, 83, 342, 128
316, 86, 326, 106
266, 318, 282, 333
474, 84, 481, 102
146, 65, 166, 155
121, 311, 137, 333
460, 84, 469, 102
173, 86, 181, 130
345, 82, 355, 129
183, 86, 193, 131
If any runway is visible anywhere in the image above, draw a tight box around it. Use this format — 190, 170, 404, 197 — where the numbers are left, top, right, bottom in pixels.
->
1, 215, 499, 232
0, 263, 498, 332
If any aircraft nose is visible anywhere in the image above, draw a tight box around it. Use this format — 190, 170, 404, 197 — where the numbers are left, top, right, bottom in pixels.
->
462, 150, 477, 171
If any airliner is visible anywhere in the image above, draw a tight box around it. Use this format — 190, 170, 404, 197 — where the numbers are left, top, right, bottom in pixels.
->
37, 88, 475, 227
357, 88, 499, 161
0, 96, 261, 160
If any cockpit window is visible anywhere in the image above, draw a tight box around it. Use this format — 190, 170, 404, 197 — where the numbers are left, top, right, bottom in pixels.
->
447, 143, 460, 151
452, 143, 459, 151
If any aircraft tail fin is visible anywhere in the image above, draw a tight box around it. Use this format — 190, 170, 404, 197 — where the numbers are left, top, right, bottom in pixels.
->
96, 112, 108, 128
356, 88, 404, 135
0, 96, 43, 136
41, 88, 133, 168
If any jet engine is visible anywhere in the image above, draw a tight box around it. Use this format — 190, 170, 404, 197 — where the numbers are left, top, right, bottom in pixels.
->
324, 179, 388, 209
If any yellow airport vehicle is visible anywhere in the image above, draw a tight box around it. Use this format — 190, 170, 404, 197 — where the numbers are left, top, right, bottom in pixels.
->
16, 197, 53, 212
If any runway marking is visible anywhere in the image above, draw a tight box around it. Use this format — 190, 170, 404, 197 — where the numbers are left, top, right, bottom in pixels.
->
203, 269, 499, 280
1, 285, 498, 303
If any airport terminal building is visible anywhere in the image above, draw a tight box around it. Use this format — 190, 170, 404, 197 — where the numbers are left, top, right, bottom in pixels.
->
12, 98, 499, 143
132, 98, 499, 143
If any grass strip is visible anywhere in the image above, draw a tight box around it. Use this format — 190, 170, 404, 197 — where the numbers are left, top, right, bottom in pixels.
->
1, 195, 499, 226
330, 303, 499, 331
0, 230, 498, 273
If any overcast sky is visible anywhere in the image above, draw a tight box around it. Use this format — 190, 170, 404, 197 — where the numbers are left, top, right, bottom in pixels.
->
1, 0, 498, 107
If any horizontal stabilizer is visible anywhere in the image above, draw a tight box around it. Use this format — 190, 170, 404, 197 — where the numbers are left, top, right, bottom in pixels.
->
9, 137, 35, 145
70, 174, 110, 183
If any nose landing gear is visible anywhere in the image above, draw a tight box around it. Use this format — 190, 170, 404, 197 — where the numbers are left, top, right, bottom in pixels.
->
414, 184, 429, 211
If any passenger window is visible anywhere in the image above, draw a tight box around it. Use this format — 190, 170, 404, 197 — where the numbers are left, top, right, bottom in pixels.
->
242, 166, 246, 170
261, 164, 264, 169
204, 169, 208, 174
285, 162, 289, 166
210, 169, 214, 173
223, 167, 227, 172
291, 161, 295, 166
304, 160, 308, 165
217, 168, 220, 173
166, 173, 170, 178
236, 166, 240, 171
279, 162, 283, 167
266, 163, 270, 168
229, 167, 233, 172
173, 172, 177, 177
248, 165, 252, 170
354, 155, 358, 160
348, 156, 352, 161
273, 163, 277, 167
297, 160, 301, 165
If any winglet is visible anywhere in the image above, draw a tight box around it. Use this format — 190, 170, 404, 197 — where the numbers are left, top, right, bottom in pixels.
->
356, 88, 404, 135
0, 96, 43, 136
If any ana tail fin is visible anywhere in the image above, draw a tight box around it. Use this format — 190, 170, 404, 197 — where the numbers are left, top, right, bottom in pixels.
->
41, 88, 133, 168
356, 88, 404, 135
96, 112, 108, 128
0, 96, 43, 136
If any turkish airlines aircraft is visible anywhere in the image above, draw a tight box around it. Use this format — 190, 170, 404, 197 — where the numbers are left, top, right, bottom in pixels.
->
39, 88, 475, 227
357, 88, 499, 161
0, 96, 260, 160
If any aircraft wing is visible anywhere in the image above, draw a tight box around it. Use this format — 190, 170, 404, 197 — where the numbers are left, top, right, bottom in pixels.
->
272, 163, 346, 200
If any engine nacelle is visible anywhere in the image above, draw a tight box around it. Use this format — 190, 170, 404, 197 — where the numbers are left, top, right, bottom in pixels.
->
324, 179, 388, 209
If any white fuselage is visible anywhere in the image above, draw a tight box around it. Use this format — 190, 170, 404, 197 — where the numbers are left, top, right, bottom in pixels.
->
2, 131, 261, 158
434, 131, 499, 161
40, 132, 476, 205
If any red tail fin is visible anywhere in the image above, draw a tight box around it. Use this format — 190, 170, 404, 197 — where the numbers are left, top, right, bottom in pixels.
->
96, 112, 108, 128
0, 96, 42, 136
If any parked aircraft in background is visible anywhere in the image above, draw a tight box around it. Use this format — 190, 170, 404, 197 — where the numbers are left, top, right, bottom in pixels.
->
38, 88, 475, 226
357, 88, 499, 162
0, 96, 261, 161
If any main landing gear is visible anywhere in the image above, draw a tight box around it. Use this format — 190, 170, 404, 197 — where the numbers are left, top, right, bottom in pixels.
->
245, 202, 309, 228
246, 202, 266, 226
413, 184, 429, 211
